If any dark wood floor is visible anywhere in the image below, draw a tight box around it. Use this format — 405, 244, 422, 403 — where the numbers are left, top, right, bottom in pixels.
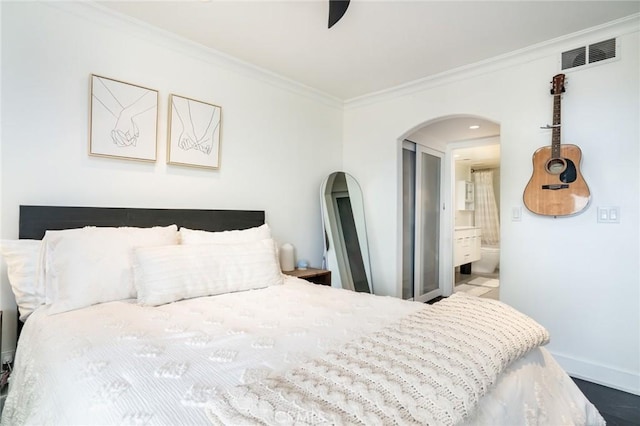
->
572, 378, 640, 425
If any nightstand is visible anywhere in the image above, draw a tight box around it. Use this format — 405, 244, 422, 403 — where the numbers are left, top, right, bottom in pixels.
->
283, 268, 331, 286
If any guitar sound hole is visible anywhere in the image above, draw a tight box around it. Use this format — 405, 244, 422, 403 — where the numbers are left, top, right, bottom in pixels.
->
546, 158, 566, 175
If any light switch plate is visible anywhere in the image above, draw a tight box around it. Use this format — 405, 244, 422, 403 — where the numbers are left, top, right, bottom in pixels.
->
512, 206, 522, 222
597, 206, 620, 223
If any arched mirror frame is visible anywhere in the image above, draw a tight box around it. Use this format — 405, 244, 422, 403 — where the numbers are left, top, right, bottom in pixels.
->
320, 172, 373, 293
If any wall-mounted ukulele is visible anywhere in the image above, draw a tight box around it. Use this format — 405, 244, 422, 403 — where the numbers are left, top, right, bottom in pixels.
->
523, 74, 590, 216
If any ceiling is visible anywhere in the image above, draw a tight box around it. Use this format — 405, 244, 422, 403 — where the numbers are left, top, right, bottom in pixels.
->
409, 116, 500, 144
408, 116, 501, 167
455, 144, 501, 169
97, 1, 639, 101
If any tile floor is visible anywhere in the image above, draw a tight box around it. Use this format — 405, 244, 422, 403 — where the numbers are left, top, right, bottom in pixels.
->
454, 269, 500, 300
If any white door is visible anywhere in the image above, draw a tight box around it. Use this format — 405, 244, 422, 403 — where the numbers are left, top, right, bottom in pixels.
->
402, 142, 445, 302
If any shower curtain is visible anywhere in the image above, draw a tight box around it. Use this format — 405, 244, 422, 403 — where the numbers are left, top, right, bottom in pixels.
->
473, 169, 500, 245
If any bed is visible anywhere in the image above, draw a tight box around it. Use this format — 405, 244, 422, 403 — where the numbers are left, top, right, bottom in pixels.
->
0, 206, 604, 425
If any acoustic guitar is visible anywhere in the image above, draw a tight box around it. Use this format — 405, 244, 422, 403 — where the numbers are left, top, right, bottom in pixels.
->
523, 74, 590, 216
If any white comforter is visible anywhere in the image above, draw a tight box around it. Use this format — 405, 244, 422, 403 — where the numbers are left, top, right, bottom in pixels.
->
2, 277, 603, 425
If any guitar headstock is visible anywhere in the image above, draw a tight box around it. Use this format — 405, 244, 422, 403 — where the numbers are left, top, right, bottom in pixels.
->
550, 74, 566, 96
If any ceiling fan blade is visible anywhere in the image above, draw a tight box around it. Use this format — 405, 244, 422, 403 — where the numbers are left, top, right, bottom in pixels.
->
328, 0, 350, 28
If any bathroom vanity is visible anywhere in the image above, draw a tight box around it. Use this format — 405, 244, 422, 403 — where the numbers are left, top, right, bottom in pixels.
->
454, 227, 481, 267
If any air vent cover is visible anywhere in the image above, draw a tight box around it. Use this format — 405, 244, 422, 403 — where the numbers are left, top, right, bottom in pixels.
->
589, 38, 616, 64
562, 47, 586, 69
561, 38, 616, 70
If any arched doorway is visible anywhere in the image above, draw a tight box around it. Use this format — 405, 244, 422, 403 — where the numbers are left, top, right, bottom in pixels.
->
399, 115, 500, 302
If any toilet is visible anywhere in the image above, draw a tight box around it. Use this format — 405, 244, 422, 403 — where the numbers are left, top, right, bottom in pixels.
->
472, 244, 500, 273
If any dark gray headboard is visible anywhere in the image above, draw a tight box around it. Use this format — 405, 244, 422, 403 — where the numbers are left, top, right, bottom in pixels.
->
19, 205, 265, 240
14, 205, 265, 335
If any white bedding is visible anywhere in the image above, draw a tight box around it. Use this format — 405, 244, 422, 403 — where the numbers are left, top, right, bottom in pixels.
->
1, 277, 604, 425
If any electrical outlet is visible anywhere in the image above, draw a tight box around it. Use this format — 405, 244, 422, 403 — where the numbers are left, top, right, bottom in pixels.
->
1, 351, 14, 367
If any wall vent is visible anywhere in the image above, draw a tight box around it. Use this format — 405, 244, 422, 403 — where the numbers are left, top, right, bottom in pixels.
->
561, 38, 616, 70
589, 38, 616, 64
562, 46, 586, 69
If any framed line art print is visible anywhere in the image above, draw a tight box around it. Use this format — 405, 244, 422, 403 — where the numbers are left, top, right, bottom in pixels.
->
167, 94, 221, 169
89, 74, 158, 162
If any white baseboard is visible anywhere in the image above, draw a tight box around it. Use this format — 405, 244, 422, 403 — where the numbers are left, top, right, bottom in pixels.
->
550, 350, 640, 396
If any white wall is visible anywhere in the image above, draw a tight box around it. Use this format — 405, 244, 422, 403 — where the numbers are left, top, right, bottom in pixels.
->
0, 2, 342, 350
1, 0, 638, 396
343, 19, 639, 394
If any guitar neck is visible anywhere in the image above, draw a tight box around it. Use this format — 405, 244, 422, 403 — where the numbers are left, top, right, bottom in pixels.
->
552, 93, 562, 158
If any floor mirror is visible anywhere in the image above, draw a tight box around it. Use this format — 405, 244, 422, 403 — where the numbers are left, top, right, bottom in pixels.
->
320, 172, 372, 293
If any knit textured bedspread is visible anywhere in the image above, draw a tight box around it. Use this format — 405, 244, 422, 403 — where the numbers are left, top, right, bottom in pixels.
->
206, 293, 550, 426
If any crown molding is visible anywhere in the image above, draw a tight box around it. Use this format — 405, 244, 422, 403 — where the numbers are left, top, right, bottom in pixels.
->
47, 1, 343, 110
39, 3, 639, 112
345, 13, 640, 110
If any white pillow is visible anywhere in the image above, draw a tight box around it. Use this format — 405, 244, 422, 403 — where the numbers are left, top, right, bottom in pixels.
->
179, 224, 271, 245
0, 239, 46, 320
133, 238, 283, 306
45, 225, 179, 314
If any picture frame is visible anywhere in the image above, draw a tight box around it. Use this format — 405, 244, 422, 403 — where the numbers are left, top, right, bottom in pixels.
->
167, 94, 222, 169
89, 74, 158, 162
